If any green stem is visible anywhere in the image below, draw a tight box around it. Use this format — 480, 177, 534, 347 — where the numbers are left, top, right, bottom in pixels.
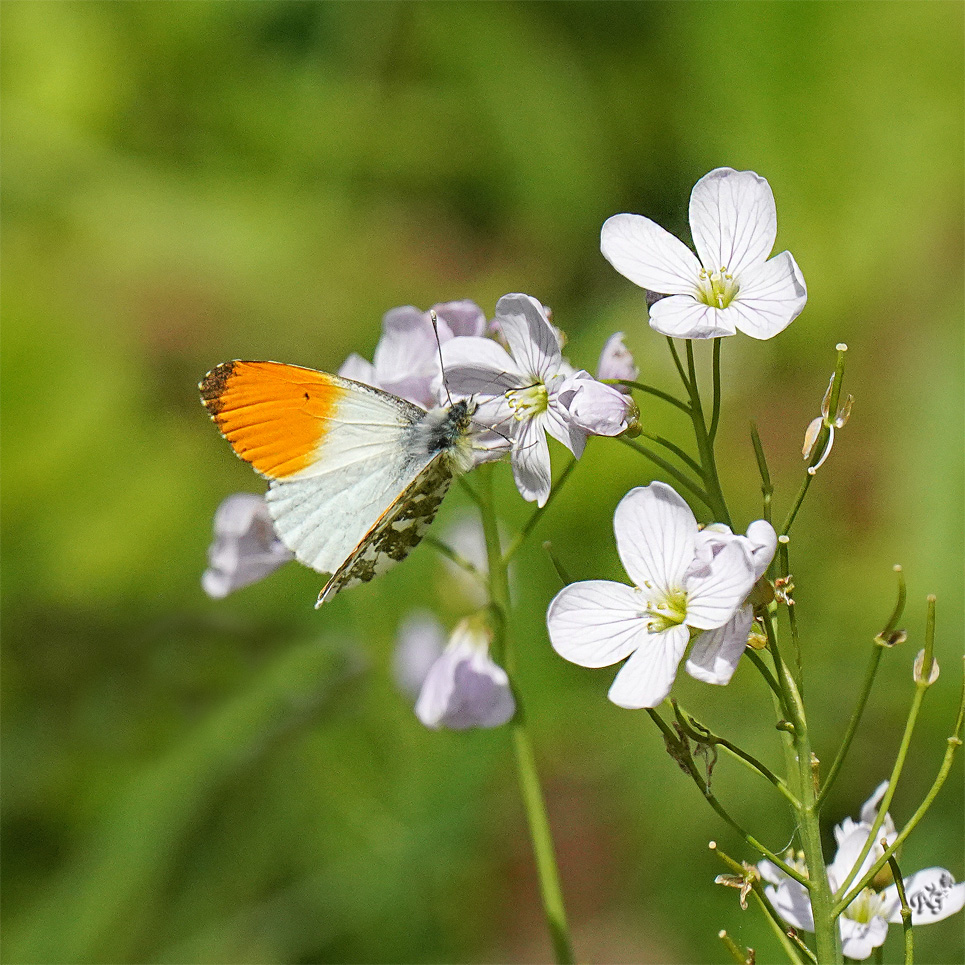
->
682, 339, 731, 525
762, 608, 842, 962
617, 437, 715, 511
709, 337, 722, 443
666, 336, 690, 390
816, 647, 883, 810
834, 599, 942, 908
671, 701, 799, 806
886, 853, 914, 965
476, 467, 574, 964
502, 458, 577, 566
640, 431, 704, 476
838, 663, 964, 908
646, 709, 808, 885
609, 379, 691, 415
750, 421, 774, 527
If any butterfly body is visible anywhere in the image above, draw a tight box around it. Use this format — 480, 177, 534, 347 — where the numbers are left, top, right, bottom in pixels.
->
200, 360, 478, 606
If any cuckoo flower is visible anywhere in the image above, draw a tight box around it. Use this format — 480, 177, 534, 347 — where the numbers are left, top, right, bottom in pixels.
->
601, 167, 807, 339
685, 519, 776, 685
413, 618, 516, 730
339, 299, 486, 408
546, 482, 756, 708
441, 293, 591, 507
759, 783, 965, 960
202, 493, 293, 598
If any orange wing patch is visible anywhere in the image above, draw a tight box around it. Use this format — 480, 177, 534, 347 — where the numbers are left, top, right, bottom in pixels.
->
200, 361, 342, 479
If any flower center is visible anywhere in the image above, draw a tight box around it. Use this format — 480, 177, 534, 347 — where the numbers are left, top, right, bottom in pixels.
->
642, 585, 689, 633
844, 888, 886, 924
506, 382, 549, 420
696, 266, 740, 309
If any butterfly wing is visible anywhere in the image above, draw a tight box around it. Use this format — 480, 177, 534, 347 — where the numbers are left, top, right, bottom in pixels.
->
201, 360, 431, 576
314, 453, 454, 607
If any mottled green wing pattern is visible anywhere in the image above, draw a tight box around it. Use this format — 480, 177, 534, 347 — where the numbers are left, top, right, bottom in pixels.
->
315, 457, 453, 607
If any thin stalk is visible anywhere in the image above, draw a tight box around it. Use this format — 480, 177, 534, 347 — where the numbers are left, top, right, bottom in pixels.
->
778, 537, 804, 689
750, 421, 774, 526
781, 473, 813, 536
646, 709, 808, 885
617, 437, 714, 511
709, 337, 722, 443
746, 649, 794, 719
608, 379, 691, 415
476, 467, 574, 965
710, 842, 813, 964
666, 336, 690, 390
671, 701, 799, 806
816, 647, 883, 810
423, 535, 485, 580
834, 600, 942, 907
887, 853, 914, 965
762, 608, 842, 962
502, 458, 577, 566
640, 431, 704, 476
839, 664, 964, 906
681, 339, 731, 525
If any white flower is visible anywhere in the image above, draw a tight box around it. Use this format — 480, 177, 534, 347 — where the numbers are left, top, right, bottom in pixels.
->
339, 300, 486, 408
601, 167, 807, 340
414, 618, 516, 730
546, 482, 757, 709
202, 493, 292, 598
760, 783, 965, 960
559, 371, 636, 437
596, 331, 638, 389
685, 519, 776, 685
442, 293, 590, 507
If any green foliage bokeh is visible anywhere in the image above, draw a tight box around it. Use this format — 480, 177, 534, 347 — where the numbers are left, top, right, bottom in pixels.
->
2, 3, 962, 963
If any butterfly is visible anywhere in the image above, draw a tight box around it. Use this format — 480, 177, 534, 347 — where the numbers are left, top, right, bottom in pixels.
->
200, 360, 481, 607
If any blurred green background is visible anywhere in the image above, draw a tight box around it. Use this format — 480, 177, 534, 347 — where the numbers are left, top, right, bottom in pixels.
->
3, 2, 962, 963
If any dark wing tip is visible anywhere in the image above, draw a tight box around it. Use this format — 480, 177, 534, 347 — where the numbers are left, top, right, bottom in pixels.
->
199, 360, 238, 416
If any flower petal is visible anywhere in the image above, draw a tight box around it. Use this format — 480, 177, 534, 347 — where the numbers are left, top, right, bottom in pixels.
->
338, 352, 379, 387
685, 605, 754, 685
607, 624, 689, 708
511, 416, 552, 506
689, 168, 777, 280
560, 376, 632, 437
745, 519, 778, 580
768, 880, 815, 932
730, 250, 808, 340
202, 493, 293, 598
542, 398, 589, 458
433, 299, 486, 338
493, 293, 562, 381
614, 482, 697, 594
685, 539, 756, 630
596, 331, 638, 385
441, 336, 523, 398
415, 635, 515, 730
882, 869, 965, 925
600, 213, 703, 295
648, 295, 738, 339
547, 580, 647, 668
839, 915, 889, 961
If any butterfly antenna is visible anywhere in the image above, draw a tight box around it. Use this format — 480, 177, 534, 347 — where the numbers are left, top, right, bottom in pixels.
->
430, 310, 454, 407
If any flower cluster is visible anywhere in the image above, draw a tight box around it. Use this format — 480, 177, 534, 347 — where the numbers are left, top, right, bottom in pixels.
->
547, 482, 775, 708
759, 783, 965, 960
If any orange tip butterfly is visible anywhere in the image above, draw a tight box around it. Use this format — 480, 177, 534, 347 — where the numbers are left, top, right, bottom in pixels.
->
200, 360, 479, 607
